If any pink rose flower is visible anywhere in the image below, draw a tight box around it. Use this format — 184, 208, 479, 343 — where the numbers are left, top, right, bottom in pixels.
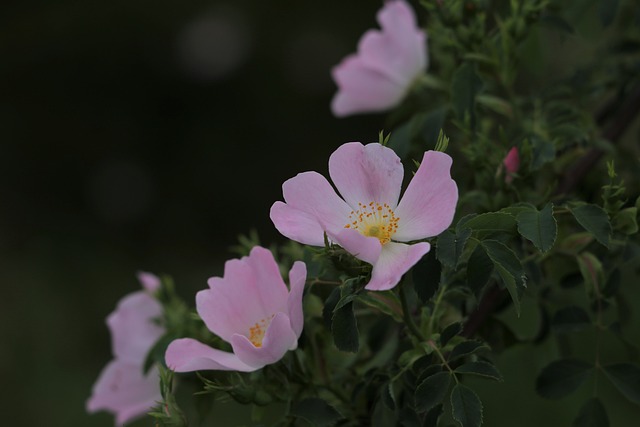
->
270, 142, 458, 291
87, 274, 165, 426
331, 0, 427, 117
503, 147, 520, 183
165, 246, 306, 372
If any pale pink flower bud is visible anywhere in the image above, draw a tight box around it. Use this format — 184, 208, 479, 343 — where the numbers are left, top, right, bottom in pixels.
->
331, 0, 427, 117
165, 247, 306, 372
270, 142, 458, 291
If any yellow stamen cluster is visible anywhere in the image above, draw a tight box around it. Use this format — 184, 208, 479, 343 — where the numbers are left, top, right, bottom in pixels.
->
344, 201, 399, 245
248, 316, 273, 347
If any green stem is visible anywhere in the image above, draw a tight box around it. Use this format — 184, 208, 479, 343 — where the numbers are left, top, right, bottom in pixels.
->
428, 340, 459, 384
399, 279, 426, 341
427, 284, 447, 337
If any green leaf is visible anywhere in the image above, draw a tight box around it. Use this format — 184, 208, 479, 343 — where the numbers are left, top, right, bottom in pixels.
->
440, 322, 462, 347
577, 252, 605, 295
387, 121, 412, 159
459, 212, 517, 238
449, 340, 489, 361
529, 136, 556, 170
331, 301, 359, 352
569, 204, 611, 247
358, 292, 403, 322
437, 228, 472, 268
599, 0, 619, 27
451, 63, 484, 128
290, 398, 343, 427
455, 361, 503, 381
382, 382, 396, 410
516, 203, 557, 252
323, 287, 341, 329
476, 94, 513, 118
415, 371, 452, 413
424, 404, 443, 427
572, 398, 609, 427
558, 232, 594, 255
412, 250, 442, 303
480, 240, 526, 316
551, 306, 591, 333
536, 358, 593, 399
466, 244, 494, 295
614, 207, 638, 235
421, 107, 448, 148
451, 384, 483, 427
602, 363, 640, 404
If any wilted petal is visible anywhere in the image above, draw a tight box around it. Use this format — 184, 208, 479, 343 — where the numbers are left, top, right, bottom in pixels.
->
287, 261, 306, 337
328, 142, 404, 209
394, 151, 458, 241
366, 241, 431, 291
230, 312, 298, 369
107, 292, 164, 364
165, 338, 255, 372
86, 360, 161, 426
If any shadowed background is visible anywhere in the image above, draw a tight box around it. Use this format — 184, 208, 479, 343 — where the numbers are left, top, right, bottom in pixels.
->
1, 0, 639, 426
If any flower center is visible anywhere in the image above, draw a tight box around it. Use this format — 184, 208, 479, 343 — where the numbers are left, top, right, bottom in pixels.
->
344, 202, 399, 245
248, 315, 273, 347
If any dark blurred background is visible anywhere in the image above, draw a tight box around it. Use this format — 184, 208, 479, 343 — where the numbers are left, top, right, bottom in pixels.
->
0, 1, 381, 425
2, 1, 639, 426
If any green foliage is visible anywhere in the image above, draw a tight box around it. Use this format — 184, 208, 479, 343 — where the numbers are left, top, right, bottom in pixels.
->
415, 371, 452, 413
602, 363, 640, 404
516, 203, 557, 253
437, 228, 472, 268
454, 361, 503, 382
290, 398, 343, 427
536, 359, 593, 399
551, 306, 591, 334
480, 240, 526, 315
569, 204, 612, 248
451, 384, 483, 427
573, 398, 609, 427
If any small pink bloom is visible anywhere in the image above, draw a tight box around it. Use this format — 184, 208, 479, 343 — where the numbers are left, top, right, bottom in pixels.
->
87, 275, 164, 426
503, 147, 520, 184
165, 246, 306, 372
136, 271, 161, 293
270, 142, 458, 291
331, 0, 427, 117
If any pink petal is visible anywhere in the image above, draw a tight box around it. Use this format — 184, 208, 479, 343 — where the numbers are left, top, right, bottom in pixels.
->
230, 312, 298, 369
164, 338, 255, 372
328, 142, 404, 209
330, 1, 427, 117
287, 261, 307, 337
394, 151, 458, 241
272, 171, 352, 246
376, 0, 427, 74
328, 227, 382, 265
136, 271, 161, 293
198, 248, 289, 343
270, 201, 327, 246
359, 2, 427, 85
331, 55, 405, 117
503, 147, 520, 183
86, 360, 161, 426
366, 241, 431, 291
107, 292, 164, 364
